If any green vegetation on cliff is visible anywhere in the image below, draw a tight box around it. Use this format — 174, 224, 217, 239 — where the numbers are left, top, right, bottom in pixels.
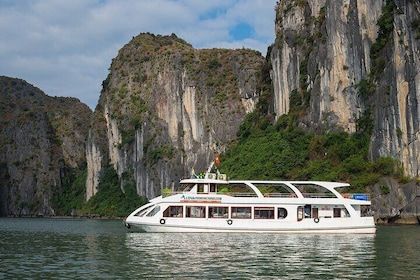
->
81, 165, 147, 217
219, 104, 407, 193
53, 165, 147, 217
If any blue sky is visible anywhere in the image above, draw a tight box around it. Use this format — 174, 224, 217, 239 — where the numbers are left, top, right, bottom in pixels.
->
0, 0, 278, 110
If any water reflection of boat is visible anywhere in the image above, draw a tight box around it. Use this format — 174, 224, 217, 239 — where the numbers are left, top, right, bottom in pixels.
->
124, 162, 375, 233
125, 232, 376, 279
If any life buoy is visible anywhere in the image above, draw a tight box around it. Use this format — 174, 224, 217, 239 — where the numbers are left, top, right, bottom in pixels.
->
160, 218, 166, 224
227, 219, 233, 225
314, 217, 320, 223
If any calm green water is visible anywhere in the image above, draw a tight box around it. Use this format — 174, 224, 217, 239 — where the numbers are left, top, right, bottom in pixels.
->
0, 218, 419, 279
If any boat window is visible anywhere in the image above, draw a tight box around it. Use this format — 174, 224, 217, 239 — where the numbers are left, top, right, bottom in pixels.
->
163, 206, 183, 217
294, 184, 337, 198
231, 207, 251, 219
277, 208, 288, 219
333, 208, 341, 218
297, 206, 304, 221
218, 183, 257, 197
312, 208, 319, 219
342, 208, 350, 217
254, 207, 274, 219
146, 205, 161, 217
135, 204, 155, 217
304, 205, 311, 218
209, 206, 228, 218
361, 205, 372, 217
182, 183, 196, 192
186, 206, 206, 218
253, 183, 295, 197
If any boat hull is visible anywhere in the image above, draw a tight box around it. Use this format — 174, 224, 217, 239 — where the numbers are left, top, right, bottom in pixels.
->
125, 216, 376, 234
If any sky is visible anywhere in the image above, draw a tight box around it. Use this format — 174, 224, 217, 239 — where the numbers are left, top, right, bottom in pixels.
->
0, 0, 278, 110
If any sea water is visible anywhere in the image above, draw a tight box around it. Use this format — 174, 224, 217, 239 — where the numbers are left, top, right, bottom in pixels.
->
0, 218, 419, 279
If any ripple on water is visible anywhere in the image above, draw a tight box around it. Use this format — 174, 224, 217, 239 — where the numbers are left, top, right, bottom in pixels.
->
124, 233, 376, 279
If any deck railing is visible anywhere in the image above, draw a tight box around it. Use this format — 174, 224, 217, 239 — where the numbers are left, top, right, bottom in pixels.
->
162, 191, 370, 201
301, 193, 337, 198
162, 191, 258, 198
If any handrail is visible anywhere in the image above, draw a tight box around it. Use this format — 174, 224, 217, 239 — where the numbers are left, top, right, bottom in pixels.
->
162, 191, 371, 200
302, 193, 337, 198
263, 193, 296, 198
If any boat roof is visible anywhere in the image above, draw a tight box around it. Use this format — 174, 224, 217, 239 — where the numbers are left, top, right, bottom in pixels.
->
179, 178, 355, 199
180, 178, 229, 184
180, 178, 350, 188
231, 180, 351, 188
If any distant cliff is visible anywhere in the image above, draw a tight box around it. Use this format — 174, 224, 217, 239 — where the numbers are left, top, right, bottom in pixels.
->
86, 34, 263, 200
0, 76, 91, 216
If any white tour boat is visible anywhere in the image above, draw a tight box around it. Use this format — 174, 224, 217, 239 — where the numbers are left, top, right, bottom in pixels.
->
124, 163, 375, 233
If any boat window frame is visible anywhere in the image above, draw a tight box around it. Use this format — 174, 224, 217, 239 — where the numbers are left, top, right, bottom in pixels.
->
197, 184, 205, 193
304, 204, 312, 218
297, 206, 304, 221
208, 206, 229, 218
231, 206, 252, 219
253, 183, 296, 198
163, 205, 184, 218
277, 207, 288, 219
254, 207, 275, 219
293, 183, 337, 198
221, 182, 258, 197
146, 205, 161, 217
185, 205, 206, 218
135, 204, 155, 217
182, 183, 196, 192
333, 208, 341, 218
312, 207, 319, 219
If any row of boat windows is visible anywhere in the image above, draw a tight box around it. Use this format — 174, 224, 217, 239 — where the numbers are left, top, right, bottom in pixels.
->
138, 205, 289, 219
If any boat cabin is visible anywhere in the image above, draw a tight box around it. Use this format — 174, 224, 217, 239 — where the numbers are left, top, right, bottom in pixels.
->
137, 177, 371, 223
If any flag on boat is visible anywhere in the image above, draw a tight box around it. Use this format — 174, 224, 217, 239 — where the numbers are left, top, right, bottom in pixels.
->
191, 168, 197, 178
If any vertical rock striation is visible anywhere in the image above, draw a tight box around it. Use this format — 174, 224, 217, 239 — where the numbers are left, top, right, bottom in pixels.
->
86, 34, 263, 200
0, 76, 91, 216
271, 0, 420, 178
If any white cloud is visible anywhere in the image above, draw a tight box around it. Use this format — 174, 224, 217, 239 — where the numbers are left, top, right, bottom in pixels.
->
0, 0, 277, 110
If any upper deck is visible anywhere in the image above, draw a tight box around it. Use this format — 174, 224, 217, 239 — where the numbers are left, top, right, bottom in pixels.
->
175, 174, 370, 201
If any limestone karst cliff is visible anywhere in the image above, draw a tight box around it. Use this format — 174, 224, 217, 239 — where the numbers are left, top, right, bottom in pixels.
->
86, 33, 264, 200
270, 0, 420, 178
1, 0, 419, 222
268, 0, 420, 222
0, 76, 91, 216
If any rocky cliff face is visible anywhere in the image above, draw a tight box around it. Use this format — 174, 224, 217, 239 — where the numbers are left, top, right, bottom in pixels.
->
86, 34, 263, 200
371, 177, 420, 224
0, 76, 91, 216
2, 1, 419, 222
271, 0, 420, 178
